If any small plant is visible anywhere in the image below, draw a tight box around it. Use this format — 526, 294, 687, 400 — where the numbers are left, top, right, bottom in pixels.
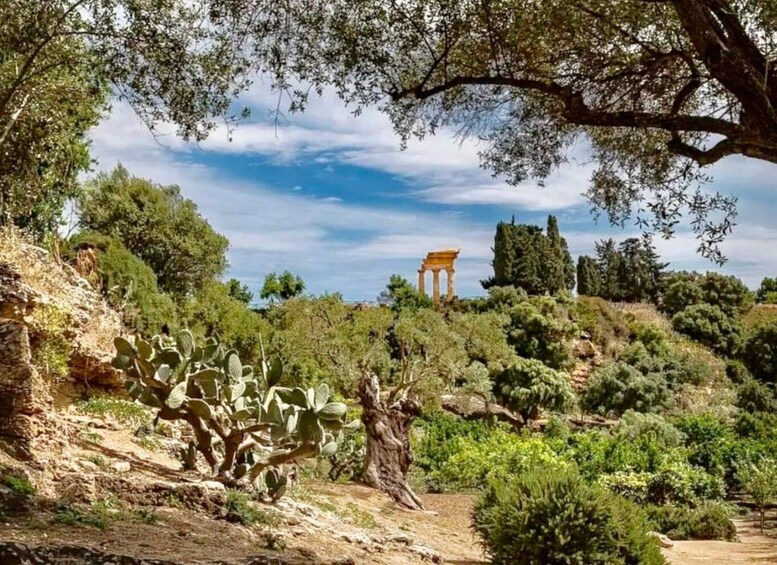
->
131, 506, 161, 524
1, 475, 35, 497
85, 454, 107, 468
647, 502, 736, 541
344, 502, 377, 529
111, 330, 356, 498
76, 397, 151, 428
54, 499, 120, 530
225, 490, 282, 526
80, 431, 104, 444
740, 457, 777, 532
29, 304, 70, 380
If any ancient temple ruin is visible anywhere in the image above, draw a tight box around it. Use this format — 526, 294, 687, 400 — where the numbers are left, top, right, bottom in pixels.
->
418, 249, 460, 303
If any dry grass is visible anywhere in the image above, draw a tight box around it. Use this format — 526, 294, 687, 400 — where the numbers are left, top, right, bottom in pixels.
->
744, 305, 777, 330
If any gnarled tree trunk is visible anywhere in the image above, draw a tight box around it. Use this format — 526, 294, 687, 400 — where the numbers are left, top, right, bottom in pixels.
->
358, 372, 424, 510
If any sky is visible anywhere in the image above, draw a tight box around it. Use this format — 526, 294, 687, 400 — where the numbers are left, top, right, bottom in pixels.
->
87, 86, 777, 303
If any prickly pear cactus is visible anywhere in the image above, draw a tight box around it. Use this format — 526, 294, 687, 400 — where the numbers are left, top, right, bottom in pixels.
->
112, 330, 353, 498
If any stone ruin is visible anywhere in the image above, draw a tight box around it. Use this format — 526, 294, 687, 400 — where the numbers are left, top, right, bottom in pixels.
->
417, 249, 460, 303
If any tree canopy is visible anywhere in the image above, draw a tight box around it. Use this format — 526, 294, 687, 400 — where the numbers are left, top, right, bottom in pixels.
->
261, 271, 306, 302
229, 0, 777, 261
77, 166, 229, 297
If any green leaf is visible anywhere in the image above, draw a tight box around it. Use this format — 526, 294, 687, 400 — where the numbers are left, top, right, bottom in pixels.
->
267, 398, 284, 425
314, 383, 330, 411
228, 382, 246, 402
114, 336, 136, 358
155, 349, 182, 369
344, 419, 362, 431
155, 365, 172, 383
230, 409, 253, 421
318, 402, 347, 421
176, 330, 194, 358
135, 338, 153, 360
135, 357, 155, 379
298, 410, 319, 441
267, 358, 283, 387
167, 381, 187, 409
225, 352, 242, 382
319, 441, 338, 457
112, 355, 131, 370
187, 399, 213, 420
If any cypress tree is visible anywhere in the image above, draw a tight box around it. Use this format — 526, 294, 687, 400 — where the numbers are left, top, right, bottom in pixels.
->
576, 255, 601, 296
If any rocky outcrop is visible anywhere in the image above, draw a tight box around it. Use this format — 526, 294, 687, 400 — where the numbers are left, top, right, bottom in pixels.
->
0, 321, 50, 460
440, 393, 524, 428
0, 236, 124, 461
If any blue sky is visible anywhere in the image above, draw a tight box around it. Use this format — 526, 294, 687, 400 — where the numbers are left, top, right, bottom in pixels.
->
86, 86, 777, 302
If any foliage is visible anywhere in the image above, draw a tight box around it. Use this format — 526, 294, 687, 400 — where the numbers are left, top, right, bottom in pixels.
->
743, 323, 777, 384
225, 490, 280, 525
181, 280, 271, 364
484, 216, 574, 295
756, 278, 777, 304
111, 330, 355, 498
0, 16, 106, 237
492, 358, 575, 421
736, 379, 777, 413
725, 359, 752, 384
54, 499, 122, 530
571, 296, 629, 354
472, 466, 665, 565
739, 458, 777, 532
646, 503, 736, 541
227, 279, 254, 305
439, 430, 565, 492
591, 237, 667, 302
326, 420, 366, 483
75, 397, 152, 428
28, 304, 71, 380
576, 255, 600, 297
66, 232, 177, 335
582, 362, 673, 417
77, 166, 229, 297
1, 475, 35, 497
672, 304, 744, 357
661, 272, 753, 318
411, 411, 494, 492
503, 295, 577, 370
261, 271, 306, 302
377, 274, 433, 311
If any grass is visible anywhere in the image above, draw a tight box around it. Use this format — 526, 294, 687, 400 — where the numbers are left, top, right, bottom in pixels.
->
1, 475, 35, 497
75, 397, 151, 427
291, 485, 337, 513
54, 499, 120, 530
85, 454, 107, 468
130, 506, 161, 524
225, 490, 283, 526
344, 502, 377, 529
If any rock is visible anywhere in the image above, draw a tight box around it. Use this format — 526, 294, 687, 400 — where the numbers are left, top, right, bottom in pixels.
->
200, 480, 226, 492
58, 473, 97, 504
408, 544, 442, 563
647, 531, 674, 548
111, 460, 131, 474
440, 394, 523, 428
572, 337, 597, 359
386, 533, 412, 545
336, 531, 373, 546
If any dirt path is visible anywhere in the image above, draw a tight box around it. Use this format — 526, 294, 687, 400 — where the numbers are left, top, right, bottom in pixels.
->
664, 517, 777, 564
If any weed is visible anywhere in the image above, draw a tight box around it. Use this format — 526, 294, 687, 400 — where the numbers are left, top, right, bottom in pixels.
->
76, 397, 151, 427
133, 435, 163, 452
263, 532, 287, 551
225, 490, 282, 526
344, 502, 377, 529
131, 506, 161, 524
1, 475, 35, 497
29, 304, 70, 380
80, 431, 104, 444
85, 454, 107, 468
291, 485, 336, 513
54, 499, 121, 530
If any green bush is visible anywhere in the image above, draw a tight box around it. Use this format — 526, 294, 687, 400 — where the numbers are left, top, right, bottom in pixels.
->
736, 379, 776, 413
661, 271, 753, 317
571, 297, 629, 355
598, 463, 724, 506
672, 304, 743, 357
725, 359, 752, 384
743, 323, 777, 384
504, 296, 577, 370
492, 358, 575, 421
67, 232, 177, 335
472, 466, 665, 565
647, 503, 736, 541
673, 413, 737, 479
438, 430, 565, 491
582, 362, 672, 416
619, 342, 706, 388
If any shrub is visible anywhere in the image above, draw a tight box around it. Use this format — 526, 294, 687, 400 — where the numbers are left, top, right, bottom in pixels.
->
504, 296, 577, 370
582, 362, 672, 416
736, 379, 776, 413
743, 323, 777, 384
661, 271, 753, 317
740, 457, 777, 532
619, 342, 706, 388
725, 359, 752, 384
472, 466, 665, 565
571, 297, 629, 355
112, 330, 353, 499
647, 503, 736, 541
492, 358, 575, 421
757, 277, 777, 304
671, 304, 743, 356
660, 273, 705, 316
598, 463, 724, 506
66, 232, 178, 335
673, 413, 737, 479
439, 430, 565, 491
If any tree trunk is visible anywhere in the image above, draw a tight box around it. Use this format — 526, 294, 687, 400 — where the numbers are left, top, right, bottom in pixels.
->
358, 372, 425, 510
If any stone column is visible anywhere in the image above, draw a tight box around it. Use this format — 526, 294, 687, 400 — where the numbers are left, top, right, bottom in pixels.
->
417, 269, 425, 295
446, 268, 455, 301
432, 269, 441, 303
